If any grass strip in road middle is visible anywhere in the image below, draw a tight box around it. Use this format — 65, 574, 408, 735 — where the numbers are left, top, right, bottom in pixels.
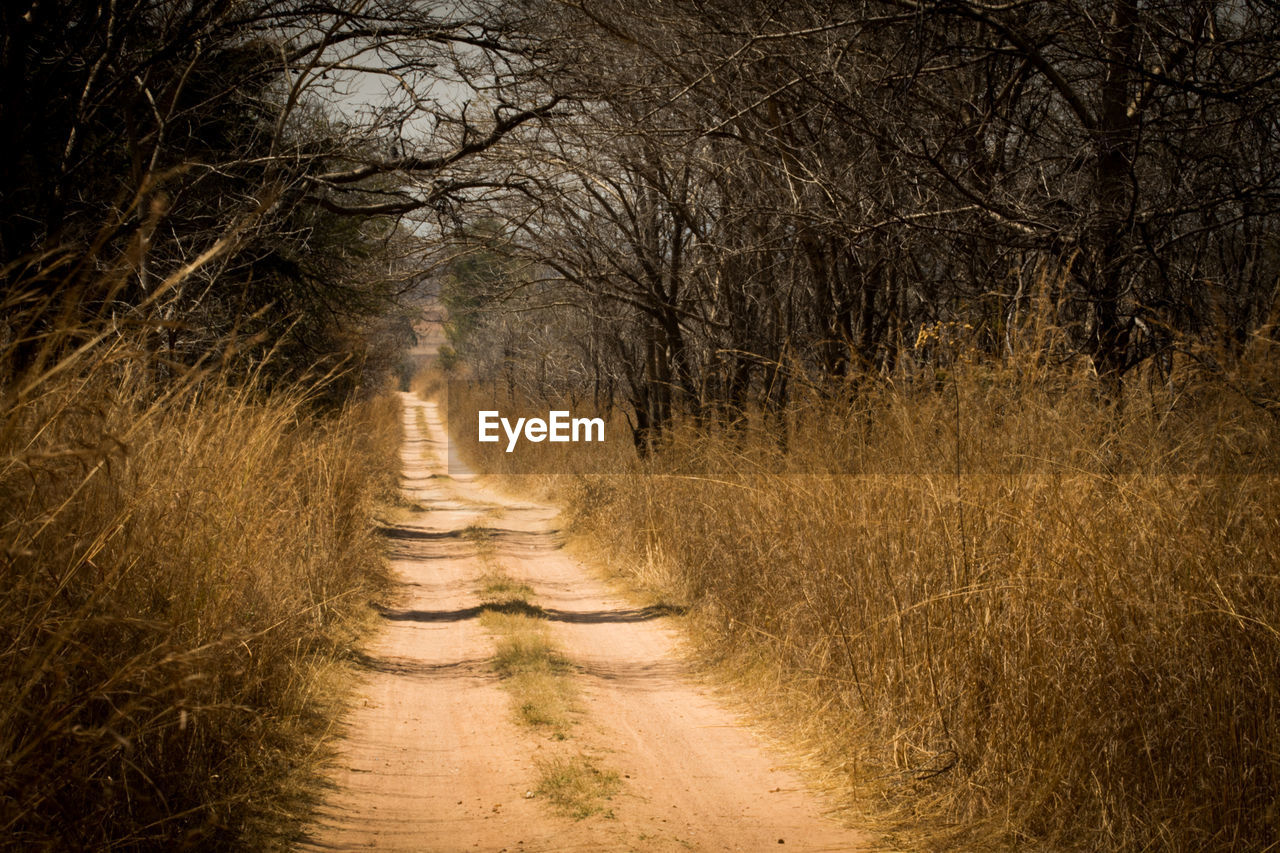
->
475, 561, 576, 739
472, 554, 620, 820
484, 607, 575, 737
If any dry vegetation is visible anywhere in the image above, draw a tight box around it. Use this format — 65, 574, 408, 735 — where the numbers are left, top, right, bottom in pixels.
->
466, 515, 621, 818
0, 314, 400, 849
481, 602, 576, 738
475, 559, 576, 739
534, 754, 622, 821
439, 336, 1280, 852
10, 1, 1278, 848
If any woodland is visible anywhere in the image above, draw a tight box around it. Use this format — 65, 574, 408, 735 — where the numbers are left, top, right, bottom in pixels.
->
2, 1, 1278, 850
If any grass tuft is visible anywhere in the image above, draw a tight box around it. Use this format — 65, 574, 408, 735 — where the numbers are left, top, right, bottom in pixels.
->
478, 570, 534, 605
482, 608, 575, 736
535, 754, 622, 819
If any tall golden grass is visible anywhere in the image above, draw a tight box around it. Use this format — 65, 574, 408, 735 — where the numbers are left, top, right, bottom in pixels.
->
442, 334, 1280, 851
1, 307, 399, 848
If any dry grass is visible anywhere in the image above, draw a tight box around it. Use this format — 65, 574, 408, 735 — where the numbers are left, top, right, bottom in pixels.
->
0, 314, 400, 848
487, 617, 576, 735
573, 356, 1279, 852
478, 569, 575, 738
534, 754, 622, 819
471, 522, 576, 735
442, 342, 1280, 851
471, 543, 618, 811
478, 571, 537, 608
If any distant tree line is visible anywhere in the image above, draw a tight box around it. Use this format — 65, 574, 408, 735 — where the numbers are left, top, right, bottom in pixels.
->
441, 0, 1280, 447
6, 1, 1276, 426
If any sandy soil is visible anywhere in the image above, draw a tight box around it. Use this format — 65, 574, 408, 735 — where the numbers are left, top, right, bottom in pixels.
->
300, 393, 874, 852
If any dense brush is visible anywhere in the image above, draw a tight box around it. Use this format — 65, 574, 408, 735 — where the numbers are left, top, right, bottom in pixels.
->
444, 341, 1280, 851
1, 320, 400, 849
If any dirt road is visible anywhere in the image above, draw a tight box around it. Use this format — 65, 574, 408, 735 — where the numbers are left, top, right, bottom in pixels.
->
301, 393, 872, 852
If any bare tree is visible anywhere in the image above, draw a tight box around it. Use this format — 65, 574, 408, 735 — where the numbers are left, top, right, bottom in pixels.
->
448, 0, 1280, 422
1, 0, 562, 385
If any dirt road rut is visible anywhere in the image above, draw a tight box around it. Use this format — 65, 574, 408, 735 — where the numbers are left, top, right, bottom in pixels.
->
301, 393, 872, 852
